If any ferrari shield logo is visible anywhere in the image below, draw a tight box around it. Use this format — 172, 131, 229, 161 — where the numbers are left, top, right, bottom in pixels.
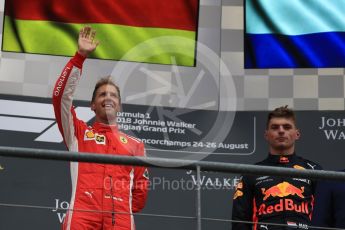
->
120, 136, 128, 144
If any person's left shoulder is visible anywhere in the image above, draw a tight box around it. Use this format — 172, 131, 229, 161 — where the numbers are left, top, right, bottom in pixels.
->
295, 156, 322, 170
118, 131, 143, 145
117, 132, 146, 156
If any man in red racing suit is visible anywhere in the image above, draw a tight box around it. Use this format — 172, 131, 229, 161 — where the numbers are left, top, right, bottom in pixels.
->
232, 106, 321, 230
53, 26, 148, 230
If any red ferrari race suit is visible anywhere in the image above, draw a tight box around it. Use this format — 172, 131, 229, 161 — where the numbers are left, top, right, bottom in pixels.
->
232, 154, 321, 230
53, 52, 149, 230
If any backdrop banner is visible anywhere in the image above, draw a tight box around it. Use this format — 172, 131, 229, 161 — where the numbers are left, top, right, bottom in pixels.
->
0, 95, 343, 229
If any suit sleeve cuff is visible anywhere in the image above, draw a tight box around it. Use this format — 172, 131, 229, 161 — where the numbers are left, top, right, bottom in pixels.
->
71, 52, 87, 68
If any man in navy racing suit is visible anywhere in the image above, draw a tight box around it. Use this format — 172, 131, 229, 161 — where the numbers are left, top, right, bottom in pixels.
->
232, 106, 322, 229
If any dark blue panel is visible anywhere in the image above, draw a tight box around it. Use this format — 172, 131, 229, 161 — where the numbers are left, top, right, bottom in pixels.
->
245, 32, 345, 68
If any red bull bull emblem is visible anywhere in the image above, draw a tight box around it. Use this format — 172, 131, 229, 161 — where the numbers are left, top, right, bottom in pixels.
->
258, 182, 308, 215
261, 182, 304, 200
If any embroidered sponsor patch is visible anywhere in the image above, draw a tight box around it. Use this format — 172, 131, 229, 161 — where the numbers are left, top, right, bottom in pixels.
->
84, 130, 106, 145
287, 221, 297, 227
256, 176, 269, 181
84, 130, 95, 140
279, 156, 289, 163
95, 134, 106, 145
293, 165, 305, 170
233, 181, 244, 199
233, 190, 243, 200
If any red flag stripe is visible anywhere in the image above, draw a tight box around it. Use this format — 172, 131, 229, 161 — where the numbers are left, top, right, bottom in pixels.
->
5, 0, 199, 31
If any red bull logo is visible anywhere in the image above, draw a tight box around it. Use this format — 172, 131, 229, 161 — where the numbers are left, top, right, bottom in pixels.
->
258, 182, 309, 216
258, 199, 309, 215
279, 156, 289, 163
261, 182, 304, 200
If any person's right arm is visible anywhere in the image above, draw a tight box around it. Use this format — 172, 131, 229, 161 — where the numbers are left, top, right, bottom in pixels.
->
52, 52, 87, 148
52, 26, 99, 148
231, 176, 254, 230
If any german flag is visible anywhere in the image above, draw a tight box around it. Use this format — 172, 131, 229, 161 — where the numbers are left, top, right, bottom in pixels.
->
3, 0, 199, 66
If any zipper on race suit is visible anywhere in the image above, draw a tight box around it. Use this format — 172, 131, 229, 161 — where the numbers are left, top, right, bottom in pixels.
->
109, 176, 115, 226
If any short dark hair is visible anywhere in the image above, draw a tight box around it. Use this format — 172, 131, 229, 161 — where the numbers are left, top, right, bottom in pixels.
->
266, 105, 296, 128
91, 76, 121, 103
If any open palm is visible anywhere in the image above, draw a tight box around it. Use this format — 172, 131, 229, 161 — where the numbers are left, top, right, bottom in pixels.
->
78, 26, 99, 57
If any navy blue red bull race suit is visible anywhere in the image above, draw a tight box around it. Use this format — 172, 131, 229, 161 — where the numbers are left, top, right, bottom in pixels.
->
232, 154, 321, 230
